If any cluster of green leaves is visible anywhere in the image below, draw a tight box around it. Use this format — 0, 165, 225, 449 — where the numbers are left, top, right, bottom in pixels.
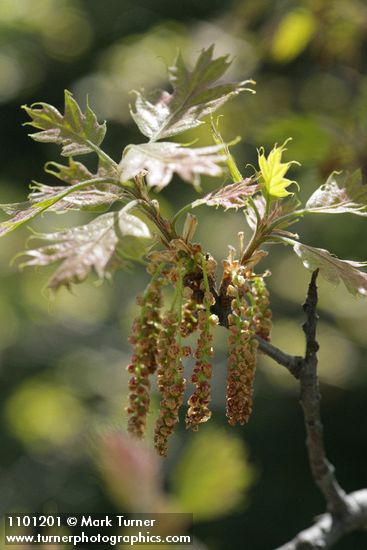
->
1, 46, 366, 297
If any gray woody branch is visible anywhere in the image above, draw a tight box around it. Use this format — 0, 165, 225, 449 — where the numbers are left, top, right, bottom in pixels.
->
255, 270, 367, 549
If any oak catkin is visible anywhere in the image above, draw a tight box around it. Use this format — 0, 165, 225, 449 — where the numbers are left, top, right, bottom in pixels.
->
186, 306, 218, 430
225, 268, 258, 426
154, 311, 186, 456
250, 274, 272, 341
126, 277, 162, 438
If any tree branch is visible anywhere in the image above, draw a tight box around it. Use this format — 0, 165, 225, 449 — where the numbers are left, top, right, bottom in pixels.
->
210, 267, 366, 548
256, 336, 303, 378
276, 490, 367, 550
254, 269, 367, 549
299, 269, 350, 518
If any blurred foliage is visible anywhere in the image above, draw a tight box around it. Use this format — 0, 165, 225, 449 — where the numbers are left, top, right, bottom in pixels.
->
171, 427, 255, 521
1, 0, 367, 549
271, 9, 316, 63
5, 379, 86, 450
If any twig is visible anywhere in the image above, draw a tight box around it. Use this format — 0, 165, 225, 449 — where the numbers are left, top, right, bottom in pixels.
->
256, 336, 303, 378
276, 490, 367, 550
299, 270, 350, 518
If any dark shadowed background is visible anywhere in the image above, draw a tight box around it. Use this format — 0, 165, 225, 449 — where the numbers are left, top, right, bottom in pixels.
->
0, 1, 366, 548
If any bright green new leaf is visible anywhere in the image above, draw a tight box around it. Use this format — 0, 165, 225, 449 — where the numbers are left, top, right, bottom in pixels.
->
23, 90, 106, 157
258, 140, 299, 199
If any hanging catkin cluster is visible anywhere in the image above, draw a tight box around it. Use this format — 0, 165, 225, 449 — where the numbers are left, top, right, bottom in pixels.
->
250, 274, 272, 341
126, 272, 163, 438
154, 309, 186, 456
224, 260, 258, 426
223, 261, 273, 426
186, 294, 219, 431
126, 242, 272, 456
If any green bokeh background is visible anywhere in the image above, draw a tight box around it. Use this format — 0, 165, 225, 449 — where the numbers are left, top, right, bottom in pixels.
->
0, 1, 366, 549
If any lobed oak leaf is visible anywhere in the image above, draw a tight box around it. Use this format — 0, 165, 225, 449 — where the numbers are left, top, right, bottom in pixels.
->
192, 179, 258, 210
258, 140, 299, 199
40, 158, 123, 212
23, 90, 106, 157
305, 170, 367, 216
27, 183, 124, 213
130, 45, 254, 141
119, 142, 226, 189
292, 241, 367, 297
44, 158, 97, 185
0, 176, 119, 237
20, 207, 152, 289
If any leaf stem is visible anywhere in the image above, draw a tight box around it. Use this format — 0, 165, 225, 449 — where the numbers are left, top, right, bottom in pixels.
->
86, 140, 119, 170
247, 196, 261, 227
127, 180, 177, 245
267, 209, 306, 232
